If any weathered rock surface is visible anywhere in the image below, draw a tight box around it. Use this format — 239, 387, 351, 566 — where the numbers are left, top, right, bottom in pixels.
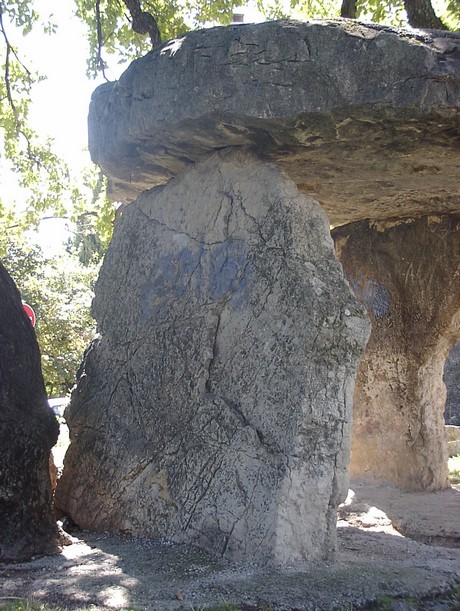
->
0, 263, 59, 562
56, 151, 370, 565
444, 342, 460, 426
60, 19, 460, 553
333, 216, 460, 491
88, 20, 460, 226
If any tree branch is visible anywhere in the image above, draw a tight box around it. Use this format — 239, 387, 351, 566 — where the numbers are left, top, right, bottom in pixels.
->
95, 0, 109, 81
122, 0, 161, 47
0, 8, 32, 122
0, 9, 37, 161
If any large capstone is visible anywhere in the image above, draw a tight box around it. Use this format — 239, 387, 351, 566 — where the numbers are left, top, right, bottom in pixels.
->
55, 151, 370, 565
0, 263, 59, 562
88, 20, 460, 225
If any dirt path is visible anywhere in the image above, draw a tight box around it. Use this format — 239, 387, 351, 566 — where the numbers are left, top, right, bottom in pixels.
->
1, 481, 459, 610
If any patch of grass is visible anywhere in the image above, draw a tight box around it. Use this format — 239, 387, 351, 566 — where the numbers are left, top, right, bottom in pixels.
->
199, 605, 241, 611
0, 599, 62, 611
448, 454, 460, 484
449, 583, 460, 607
402, 596, 424, 609
373, 593, 398, 609
0, 599, 120, 611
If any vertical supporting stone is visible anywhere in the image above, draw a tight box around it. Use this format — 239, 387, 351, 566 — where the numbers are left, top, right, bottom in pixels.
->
333, 216, 460, 491
56, 151, 369, 565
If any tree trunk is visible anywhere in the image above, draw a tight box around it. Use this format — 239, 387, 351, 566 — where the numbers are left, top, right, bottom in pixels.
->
341, 0, 357, 19
403, 0, 447, 29
0, 262, 59, 562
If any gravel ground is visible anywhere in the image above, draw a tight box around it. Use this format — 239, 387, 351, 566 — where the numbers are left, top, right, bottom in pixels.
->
0, 481, 459, 611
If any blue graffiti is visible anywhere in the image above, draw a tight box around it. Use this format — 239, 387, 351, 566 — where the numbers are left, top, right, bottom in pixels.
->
350, 277, 390, 319
141, 238, 249, 320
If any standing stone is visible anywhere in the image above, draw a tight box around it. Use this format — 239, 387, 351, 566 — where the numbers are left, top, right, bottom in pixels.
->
0, 263, 59, 562
333, 216, 460, 491
56, 151, 369, 565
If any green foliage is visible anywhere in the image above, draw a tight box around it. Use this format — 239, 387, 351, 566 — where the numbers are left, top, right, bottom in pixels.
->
32, 255, 99, 397
0, 209, 99, 397
0, 1, 39, 33
261, 0, 459, 27
186, 0, 247, 25
0, 3, 71, 220
0, 2, 115, 241
355, 0, 405, 25
75, 0, 247, 77
443, 0, 460, 28
257, 0, 340, 20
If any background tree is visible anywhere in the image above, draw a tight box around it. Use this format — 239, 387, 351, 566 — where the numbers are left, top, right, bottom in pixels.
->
256, 0, 458, 28
339, 0, 457, 28
0, 2, 72, 221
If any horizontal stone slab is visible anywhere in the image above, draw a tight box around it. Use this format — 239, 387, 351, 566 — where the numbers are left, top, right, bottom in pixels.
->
88, 20, 460, 225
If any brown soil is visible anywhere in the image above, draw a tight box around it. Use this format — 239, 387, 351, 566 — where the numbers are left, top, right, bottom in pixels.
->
0, 481, 459, 611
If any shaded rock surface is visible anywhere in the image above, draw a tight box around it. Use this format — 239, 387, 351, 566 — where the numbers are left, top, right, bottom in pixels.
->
55, 151, 369, 565
0, 263, 59, 562
88, 20, 460, 226
333, 216, 460, 491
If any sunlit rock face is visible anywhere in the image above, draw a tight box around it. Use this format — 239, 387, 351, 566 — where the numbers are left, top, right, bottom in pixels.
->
55, 151, 369, 565
0, 263, 59, 562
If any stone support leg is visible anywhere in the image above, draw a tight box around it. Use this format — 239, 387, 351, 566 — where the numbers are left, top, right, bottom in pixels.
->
333, 216, 460, 491
56, 151, 370, 565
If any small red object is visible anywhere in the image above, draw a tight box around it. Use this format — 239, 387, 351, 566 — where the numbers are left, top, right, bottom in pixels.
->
22, 303, 36, 327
